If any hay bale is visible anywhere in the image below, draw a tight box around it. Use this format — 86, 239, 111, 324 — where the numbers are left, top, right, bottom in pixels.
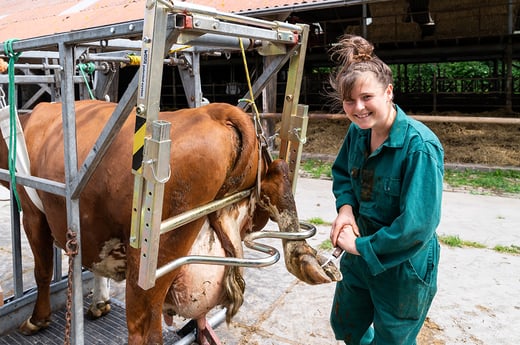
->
368, 22, 421, 42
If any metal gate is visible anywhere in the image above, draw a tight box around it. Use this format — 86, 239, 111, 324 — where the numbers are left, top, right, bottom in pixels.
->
0, 1, 310, 344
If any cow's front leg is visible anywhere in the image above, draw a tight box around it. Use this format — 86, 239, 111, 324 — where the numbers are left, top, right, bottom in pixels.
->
126, 283, 166, 345
125, 251, 172, 345
196, 317, 222, 345
259, 159, 342, 285
86, 275, 111, 319
19, 216, 55, 335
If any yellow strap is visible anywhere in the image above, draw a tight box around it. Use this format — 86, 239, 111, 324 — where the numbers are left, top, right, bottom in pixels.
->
238, 38, 269, 200
127, 54, 141, 66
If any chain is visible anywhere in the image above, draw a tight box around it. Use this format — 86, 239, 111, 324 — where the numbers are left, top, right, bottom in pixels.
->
64, 229, 78, 345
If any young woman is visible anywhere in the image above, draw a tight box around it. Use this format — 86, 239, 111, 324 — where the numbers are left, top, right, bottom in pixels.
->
328, 35, 444, 345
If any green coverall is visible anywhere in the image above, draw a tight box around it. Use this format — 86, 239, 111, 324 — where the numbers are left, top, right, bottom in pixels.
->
330, 105, 444, 345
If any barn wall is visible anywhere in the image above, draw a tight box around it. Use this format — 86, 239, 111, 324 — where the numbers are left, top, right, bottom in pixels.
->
366, 0, 519, 43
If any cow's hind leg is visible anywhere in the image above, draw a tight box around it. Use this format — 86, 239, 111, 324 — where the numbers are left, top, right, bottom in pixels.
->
196, 317, 222, 345
86, 275, 111, 319
19, 214, 55, 335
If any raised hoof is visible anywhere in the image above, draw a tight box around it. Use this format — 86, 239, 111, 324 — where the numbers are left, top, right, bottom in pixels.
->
86, 300, 111, 320
284, 242, 342, 284
317, 253, 343, 282
19, 317, 51, 335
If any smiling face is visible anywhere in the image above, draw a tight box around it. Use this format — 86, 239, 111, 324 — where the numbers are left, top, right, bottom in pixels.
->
342, 71, 395, 134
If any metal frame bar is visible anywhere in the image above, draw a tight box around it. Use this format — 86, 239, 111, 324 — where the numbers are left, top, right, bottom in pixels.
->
277, 24, 310, 190
71, 72, 139, 198
58, 40, 86, 344
156, 222, 316, 279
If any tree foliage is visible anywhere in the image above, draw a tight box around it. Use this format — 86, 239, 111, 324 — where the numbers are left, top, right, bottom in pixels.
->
390, 61, 520, 93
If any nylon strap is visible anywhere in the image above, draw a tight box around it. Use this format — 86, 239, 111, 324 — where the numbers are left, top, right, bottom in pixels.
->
3, 39, 22, 211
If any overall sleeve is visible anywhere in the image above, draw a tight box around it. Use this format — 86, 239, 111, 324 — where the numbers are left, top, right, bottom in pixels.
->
356, 142, 444, 276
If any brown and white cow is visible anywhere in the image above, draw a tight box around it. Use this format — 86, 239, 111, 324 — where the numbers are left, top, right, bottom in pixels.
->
0, 100, 340, 344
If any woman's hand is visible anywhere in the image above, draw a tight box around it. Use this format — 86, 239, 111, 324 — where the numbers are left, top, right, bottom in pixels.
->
331, 205, 360, 255
335, 225, 360, 255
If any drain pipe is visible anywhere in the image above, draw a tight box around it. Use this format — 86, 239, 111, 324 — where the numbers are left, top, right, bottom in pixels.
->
173, 308, 227, 345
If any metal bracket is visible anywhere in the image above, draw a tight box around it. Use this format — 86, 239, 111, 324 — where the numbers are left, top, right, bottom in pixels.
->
287, 105, 309, 193
137, 120, 171, 289
130, 0, 170, 253
277, 24, 309, 190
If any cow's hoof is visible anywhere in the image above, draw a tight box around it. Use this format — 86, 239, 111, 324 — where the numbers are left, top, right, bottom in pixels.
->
19, 317, 51, 335
318, 255, 343, 282
284, 242, 342, 284
292, 252, 342, 284
86, 300, 111, 319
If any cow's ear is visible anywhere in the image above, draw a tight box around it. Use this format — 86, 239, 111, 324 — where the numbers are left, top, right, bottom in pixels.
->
252, 207, 269, 232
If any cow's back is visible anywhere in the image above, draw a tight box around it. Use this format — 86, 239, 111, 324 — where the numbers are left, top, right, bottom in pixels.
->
23, 100, 259, 272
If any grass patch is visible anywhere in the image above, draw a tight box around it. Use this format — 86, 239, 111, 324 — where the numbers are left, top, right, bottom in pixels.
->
307, 217, 331, 225
493, 245, 520, 254
319, 239, 334, 251
438, 234, 486, 248
444, 168, 520, 195
439, 234, 520, 255
309, 218, 333, 251
300, 159, 332, 179
307, 218, 333, 252
438, 234, 464, 247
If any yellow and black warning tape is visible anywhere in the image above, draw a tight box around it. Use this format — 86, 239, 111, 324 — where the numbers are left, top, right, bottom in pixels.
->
132, 115, 146, 173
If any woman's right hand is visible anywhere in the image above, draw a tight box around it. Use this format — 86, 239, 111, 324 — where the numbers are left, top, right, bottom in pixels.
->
330, 204, 360, 248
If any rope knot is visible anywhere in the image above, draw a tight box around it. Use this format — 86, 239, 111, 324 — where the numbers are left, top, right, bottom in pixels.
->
3, 39, 21, 61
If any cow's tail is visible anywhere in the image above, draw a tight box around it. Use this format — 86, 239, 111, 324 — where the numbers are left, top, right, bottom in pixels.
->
215, 105, 262, 198
207, 210, 247, 323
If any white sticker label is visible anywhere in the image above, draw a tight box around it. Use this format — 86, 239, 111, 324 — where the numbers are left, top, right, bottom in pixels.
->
139, 48, 149, 99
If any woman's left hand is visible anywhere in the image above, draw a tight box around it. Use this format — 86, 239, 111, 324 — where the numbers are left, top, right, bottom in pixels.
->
336, 225, 360, 256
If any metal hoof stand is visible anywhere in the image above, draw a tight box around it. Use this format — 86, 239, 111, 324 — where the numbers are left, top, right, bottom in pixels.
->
0, 296, 195, 345
0, 1, 310, 344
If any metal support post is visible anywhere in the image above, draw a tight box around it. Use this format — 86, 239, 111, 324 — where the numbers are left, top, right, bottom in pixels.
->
277, 24, 309, 188
130, 0, 170, 250
52, 247, 62, 283
178, 52, 204, 108
286, 105, 309, 193
9, 195, 23, 299
236, 49, 297, 111
138, 120, 171, 289
58, 41, 84, 345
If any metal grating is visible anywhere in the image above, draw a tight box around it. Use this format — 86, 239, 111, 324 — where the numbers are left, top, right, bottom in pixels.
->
0, 296, 185, 345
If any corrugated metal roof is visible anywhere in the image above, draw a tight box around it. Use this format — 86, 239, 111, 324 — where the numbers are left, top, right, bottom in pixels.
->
0, 0, 339, 42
